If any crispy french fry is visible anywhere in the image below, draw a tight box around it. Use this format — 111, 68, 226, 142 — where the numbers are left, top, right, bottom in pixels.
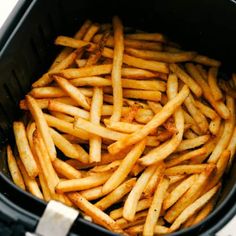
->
194, 100, 217, 120
209, 116, 221, 135
127, 224, 169, 235
95, 178, 136, 211
125, 33, 166, 42
193, 55, 221, 67
102, 139, 146, 194
80, 186, 104, 201
91, 160, 121, 173
68, 192, 124, 234
227, 127, 236, 169
7, 145, 25, 190
17, 159, 43, 200
208, 67, 223, 101
83, 23, 100, 42
143, 177, 169, 236
108, 85, 189, 154
195, 64, 208, 80
165, 164, 209, 175
13, 122, 39, 178
123, 165, 157, 221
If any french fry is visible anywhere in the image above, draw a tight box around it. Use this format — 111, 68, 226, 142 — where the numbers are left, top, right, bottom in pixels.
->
164, 164, 215, 223
208, 67, 223, 101
183, 110, 202, 135
169, 175, 187, 185
55, 36, 91, 48
110, 198, 153, 220
83, 23, 100, 42
54, 76, 90, 110
194, 100, 217, 120
70, 77, 111, 87
147, 101, 163, 114
125, 33, 166, 42
123, 165, 157, 221
39, 172, 51, 202
67, 192, 124, 234
227, 127, 236, 169
80, 186, 105, 201
176, 135, 210, 152
91, 160, 121, 173
95, 178, 136, 211
165, 164, 209, 175
143, 177, 169, 236
185, 63, 230, 119
195, 64, 208, 80
126, 225, 169, 235
102, 139, 146, 194
169, 184, 220, 232
52, 158, 81, 179
108, 85, 189, 154
7, 145, 25, 190
50, 111, 74, 123
170, 64, 202, 97
208, 96, 235, 163
13, 122, 39, 178
163, 175, 196, 210
193, 55, 221, 67
56, 172, 112, 193
125, 48, 196, 63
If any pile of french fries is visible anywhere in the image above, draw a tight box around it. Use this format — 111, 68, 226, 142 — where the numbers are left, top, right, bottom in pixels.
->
7, 16, 236, 235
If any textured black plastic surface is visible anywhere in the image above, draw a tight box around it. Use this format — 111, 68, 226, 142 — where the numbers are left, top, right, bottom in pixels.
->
0, 0, 236, 235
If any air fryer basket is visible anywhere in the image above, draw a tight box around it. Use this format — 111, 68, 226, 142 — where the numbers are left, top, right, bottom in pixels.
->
1, 0, 236, 235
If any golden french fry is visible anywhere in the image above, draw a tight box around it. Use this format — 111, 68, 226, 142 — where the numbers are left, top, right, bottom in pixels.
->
95, 178, 136, 211
7, 145, 25, 190
169, 184, 220, 232
56, 172, 112, 193
209, 116, 221, 135
125, 33, 166, 42
102, 139, 146, 194
125, 47, 196, 63
39, 173, 51, 202
165, 164, 209, 175
194, 100, 217, 120
108, 85, 189, 154
127, 225, 169, 235
208, 67, 223, 101
13, 121, 39, 178
50, 111, 74, 123
143, 177, 169, 236
123, 165, 157, 221
193, 55, 221, 67
55, 36, 91, 48
67, 192, 124, 234
227, 127, 236, 169
83, 23, 100, 42
91, 160, 122, 173
80, 186, 104, 201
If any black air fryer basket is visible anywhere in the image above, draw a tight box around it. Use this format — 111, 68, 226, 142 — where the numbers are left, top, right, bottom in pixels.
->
1, 0, 236, 235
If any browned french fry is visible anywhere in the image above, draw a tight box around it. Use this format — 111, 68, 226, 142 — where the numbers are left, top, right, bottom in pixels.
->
52, 158, 81, 179
7, 145, 25, 190
102, 139, 146, 194
13, 121, 39, 178
143, 177, 169, 236
95, 178, 136, 211
227, 127, 236, 169
56, 172, 112, 193
208, 67, 223, 101
170, 64, 202, 97
125, 47, 196, 63
55, 36, 91, 48
169, 184, 220, 232
125, 33, 166, 42
164, 164, 215, 223
68, 192, 124, 234
193, 55, 221, 67
17, 159, 43, 200
195, 64, 208, 80
123, 165, 157, 221
83, 23, 100, 42
108, 85, 189, 154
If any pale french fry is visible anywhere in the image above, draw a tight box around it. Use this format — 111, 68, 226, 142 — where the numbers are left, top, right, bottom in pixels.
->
110, 198, 152, 220
170, 64, 202, 97
125, 33, 166, 42
165, 164, 209, 175
48, 100, 89, 119
102, 139, 146, 194
208, 96, 235, 163
67, 192, 124, 234
164, 164, 215, 223
110, 16, 124, 122
125, 48, 196, 63
95, 178, 136, 211
176, 135, 210, 152
166, 147, 207, 167
17, 159, 43, 200
49, 128, 82, 159
80, 186, 105, 201
185, 63, 230, 119
123, 165, 157, 221
108, 85, 189, 154
44, 113, 90, 140
169, 184, 220, 232
13, 121, 39, 178
208, 67, 223, 101
194, 100, 217, 120
164, 175, 196, 210
143, 177, 169, 236
7, 145, 25, 190
54, 76, 90, 110
193, 55, 221, 67
26, 95, 57, 161
53, 158, 81, 179
56, 172, 112, 193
